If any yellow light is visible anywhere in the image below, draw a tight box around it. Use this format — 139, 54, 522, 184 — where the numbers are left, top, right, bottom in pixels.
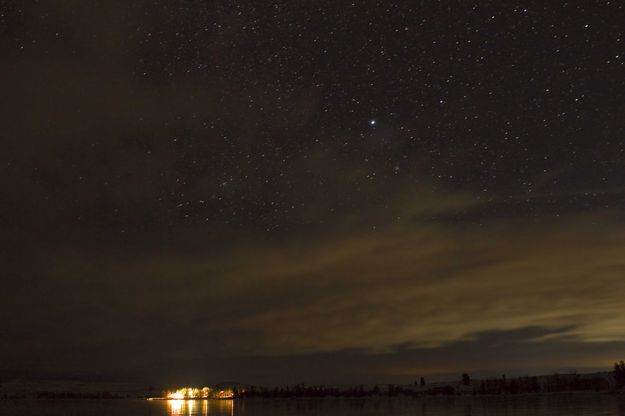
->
167, 391, 185, 400
168, 399, 184, 415
164, 386, 233, 400
216, 389, 235, 399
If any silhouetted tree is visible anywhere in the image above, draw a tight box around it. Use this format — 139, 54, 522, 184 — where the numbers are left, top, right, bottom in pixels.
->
530, 376, 541, 393
461, 373, 471, 386
420, 377, 426, 386
614, 361, 625, 388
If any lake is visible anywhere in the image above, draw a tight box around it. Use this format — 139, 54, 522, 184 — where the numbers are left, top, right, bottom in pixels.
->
1, 394, 625, 416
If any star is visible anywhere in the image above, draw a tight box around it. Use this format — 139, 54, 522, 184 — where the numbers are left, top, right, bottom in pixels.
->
369, 119, 376, 126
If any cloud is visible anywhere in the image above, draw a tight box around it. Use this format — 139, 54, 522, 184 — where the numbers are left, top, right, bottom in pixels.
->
6, 191, 624, 370
196, 211, 625, 355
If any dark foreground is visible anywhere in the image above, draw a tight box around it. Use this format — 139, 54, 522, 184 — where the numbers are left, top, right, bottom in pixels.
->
2, 394, 625, 416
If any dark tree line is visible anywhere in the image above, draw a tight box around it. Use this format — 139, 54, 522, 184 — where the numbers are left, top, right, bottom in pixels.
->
3, 362, 623, 400
237, 384, 401, 398
475, 372, 613, 395
237, 364, 622, 399
477, 375, 541, 395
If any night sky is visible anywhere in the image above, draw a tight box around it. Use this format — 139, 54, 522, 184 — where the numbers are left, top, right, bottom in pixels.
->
2, 1, 625, 386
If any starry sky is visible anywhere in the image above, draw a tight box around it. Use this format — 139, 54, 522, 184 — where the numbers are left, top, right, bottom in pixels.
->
2, 0, 625, 386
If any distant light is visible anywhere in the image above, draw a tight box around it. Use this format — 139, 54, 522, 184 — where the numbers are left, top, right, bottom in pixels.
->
369, 119, 376, 126
164, 386, 234, 400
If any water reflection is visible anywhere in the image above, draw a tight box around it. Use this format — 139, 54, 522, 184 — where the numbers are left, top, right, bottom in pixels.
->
161, 395, 625, 416
1, 395, 624, 416
166, 399, 234, 416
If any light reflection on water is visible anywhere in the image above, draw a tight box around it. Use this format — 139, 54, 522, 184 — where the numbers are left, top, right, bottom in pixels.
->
166, 399, 233, 416
158, 395, 625, 416
1, 394, 625, 416
160, 394, 625, 416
